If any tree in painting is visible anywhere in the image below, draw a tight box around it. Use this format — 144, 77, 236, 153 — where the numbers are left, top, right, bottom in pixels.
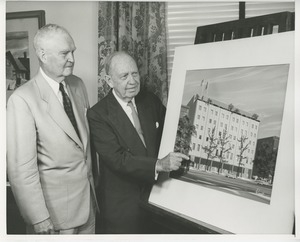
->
253, 142, 277, 184
216, 128, 232, 174
174, 115, 196, 155
236, 135, 250, 178
202, 126, 218, 171
172, 115, 196, 176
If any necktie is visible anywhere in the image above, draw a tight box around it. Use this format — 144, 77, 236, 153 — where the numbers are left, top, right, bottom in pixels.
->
59, 82, 80, 139
127, 101, 146, 147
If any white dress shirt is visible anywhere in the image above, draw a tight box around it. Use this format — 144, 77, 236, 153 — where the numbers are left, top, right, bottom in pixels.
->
40, 68, 69, 106
112, 89, 138, 128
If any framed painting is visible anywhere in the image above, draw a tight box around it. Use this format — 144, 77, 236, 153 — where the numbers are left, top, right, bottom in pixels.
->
6, 10, 45, 102
149, 32, 294, 234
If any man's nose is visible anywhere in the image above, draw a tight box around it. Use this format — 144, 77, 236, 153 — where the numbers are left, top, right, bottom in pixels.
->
128, 75, 134, 83
67, 52, 74, 62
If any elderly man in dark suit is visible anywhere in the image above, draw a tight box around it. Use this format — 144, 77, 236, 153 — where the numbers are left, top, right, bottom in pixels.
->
87, 51, 188, 234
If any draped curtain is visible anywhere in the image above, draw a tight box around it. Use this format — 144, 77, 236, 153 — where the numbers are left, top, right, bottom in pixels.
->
98, 2, 169, 105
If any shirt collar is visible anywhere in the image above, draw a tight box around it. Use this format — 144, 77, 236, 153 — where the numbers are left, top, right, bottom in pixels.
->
112, 89, 137, 109
40, 68, 66, 94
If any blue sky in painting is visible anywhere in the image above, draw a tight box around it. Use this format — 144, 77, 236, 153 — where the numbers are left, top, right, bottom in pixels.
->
183, 65, 289, 139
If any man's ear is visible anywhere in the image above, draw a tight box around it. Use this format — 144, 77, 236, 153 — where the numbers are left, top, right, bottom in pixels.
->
38, 49, 47, 63
105, 75, 114, 88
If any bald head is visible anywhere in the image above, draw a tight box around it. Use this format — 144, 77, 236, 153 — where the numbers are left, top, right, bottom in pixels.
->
105, 51, 140, 102
105, 51, 136, 76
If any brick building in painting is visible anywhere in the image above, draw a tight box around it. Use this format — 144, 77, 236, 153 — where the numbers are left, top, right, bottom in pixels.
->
184, 93, 260, 179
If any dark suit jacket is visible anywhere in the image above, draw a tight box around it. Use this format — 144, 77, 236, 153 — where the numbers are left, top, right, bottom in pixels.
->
87, 90, 165, 233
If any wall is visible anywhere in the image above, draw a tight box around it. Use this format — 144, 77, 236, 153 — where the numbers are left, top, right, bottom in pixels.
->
6, 1, 99, 105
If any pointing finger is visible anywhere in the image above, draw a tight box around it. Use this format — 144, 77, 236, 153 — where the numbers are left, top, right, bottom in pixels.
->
173, 152, 189, 160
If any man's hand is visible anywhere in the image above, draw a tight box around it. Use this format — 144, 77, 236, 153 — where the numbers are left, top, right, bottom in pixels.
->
33, 218, 57, 234
156, 152, 189, 172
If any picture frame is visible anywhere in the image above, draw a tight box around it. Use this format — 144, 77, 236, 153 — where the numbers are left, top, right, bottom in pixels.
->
6, 10, 45, 102
149, 32, 294, 234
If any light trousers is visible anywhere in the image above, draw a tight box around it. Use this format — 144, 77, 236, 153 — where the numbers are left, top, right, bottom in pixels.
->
26, 196, 96, 234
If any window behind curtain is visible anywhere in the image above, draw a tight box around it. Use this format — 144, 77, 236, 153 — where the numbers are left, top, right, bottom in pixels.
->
166, 1, 295, 83
246, 1, 295, 17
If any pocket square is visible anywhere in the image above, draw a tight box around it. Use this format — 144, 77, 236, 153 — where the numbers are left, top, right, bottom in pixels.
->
156, 122, 159, 128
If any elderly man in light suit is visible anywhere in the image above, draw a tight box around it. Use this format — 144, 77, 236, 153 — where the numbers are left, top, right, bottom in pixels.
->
7, 24, 98, 234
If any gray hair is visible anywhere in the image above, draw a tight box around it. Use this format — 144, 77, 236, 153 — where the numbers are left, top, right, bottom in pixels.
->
33, 24, 71, 54
104, 51, 135, 75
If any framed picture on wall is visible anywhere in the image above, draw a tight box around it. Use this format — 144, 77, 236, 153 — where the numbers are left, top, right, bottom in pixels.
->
6, 10, 45, 102
149, 32, 294, 234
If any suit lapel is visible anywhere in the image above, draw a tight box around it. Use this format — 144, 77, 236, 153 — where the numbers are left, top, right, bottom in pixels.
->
107, 91, 146, 152
66, 78, 88, 151
35, 71, 83, 149
136, 94, 157, 157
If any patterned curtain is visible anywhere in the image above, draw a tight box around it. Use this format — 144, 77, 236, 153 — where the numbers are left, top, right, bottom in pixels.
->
98, 2, 169, 105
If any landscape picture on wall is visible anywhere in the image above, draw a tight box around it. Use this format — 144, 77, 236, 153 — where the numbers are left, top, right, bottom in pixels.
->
6, 31, 30, 102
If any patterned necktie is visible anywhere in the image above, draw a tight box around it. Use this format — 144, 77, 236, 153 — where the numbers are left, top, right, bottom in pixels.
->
59, 82, 80, 139
127, 101, 146, 147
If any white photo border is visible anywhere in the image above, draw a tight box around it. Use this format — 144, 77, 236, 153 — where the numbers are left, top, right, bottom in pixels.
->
149, 31, 295, 234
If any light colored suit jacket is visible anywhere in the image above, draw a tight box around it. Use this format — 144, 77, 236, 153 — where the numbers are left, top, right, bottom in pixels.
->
7, 70, 97, 230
